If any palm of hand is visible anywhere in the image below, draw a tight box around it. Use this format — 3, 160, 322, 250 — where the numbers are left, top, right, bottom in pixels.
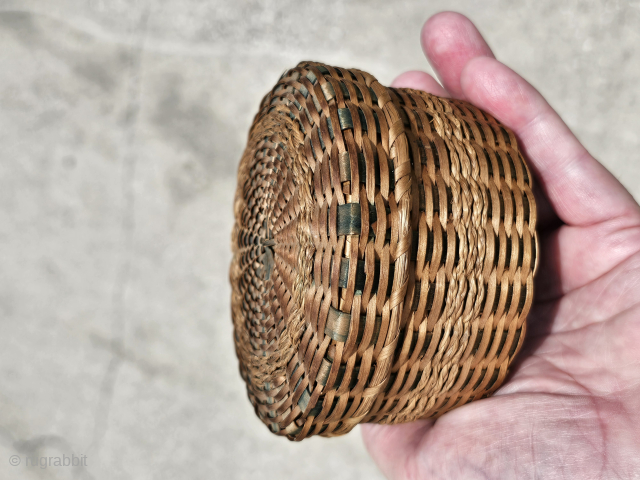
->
362, 13, 640, 480
373, 219, 640, 479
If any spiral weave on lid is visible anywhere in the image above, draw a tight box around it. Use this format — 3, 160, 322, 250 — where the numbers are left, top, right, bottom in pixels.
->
230, 61, 538, 440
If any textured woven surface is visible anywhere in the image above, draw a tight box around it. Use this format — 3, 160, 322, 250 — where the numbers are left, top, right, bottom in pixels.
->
230, 61, 538, 440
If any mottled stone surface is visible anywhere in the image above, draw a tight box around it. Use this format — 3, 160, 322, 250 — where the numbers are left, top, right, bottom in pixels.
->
0, 1, 638, 479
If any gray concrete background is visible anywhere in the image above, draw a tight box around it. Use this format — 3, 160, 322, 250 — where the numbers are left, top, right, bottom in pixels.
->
0, 1, 638, 479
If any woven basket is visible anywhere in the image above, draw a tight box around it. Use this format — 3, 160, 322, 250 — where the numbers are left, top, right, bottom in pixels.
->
230, 61, 538, 440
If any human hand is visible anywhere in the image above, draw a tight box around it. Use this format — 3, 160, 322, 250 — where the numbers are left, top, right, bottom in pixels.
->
362, 12, 640, 479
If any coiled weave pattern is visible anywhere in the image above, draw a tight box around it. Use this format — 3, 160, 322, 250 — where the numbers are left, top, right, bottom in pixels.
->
230, 61, 538, 440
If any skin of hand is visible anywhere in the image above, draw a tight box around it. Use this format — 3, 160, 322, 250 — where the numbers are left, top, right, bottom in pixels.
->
361, 11, 640, 480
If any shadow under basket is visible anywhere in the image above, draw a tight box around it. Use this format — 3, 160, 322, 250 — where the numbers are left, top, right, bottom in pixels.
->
230, 61, 538, 441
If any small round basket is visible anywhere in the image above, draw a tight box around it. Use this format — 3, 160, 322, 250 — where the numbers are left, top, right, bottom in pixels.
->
230, 61, 538, 440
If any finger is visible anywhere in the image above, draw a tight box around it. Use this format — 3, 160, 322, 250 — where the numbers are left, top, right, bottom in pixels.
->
361, 421, 433, 480
533, 215, 640, 301
386, 68, 565, 230
391, 70, 450, 97
421, 11, 494, 99
460, 56, 640, 226
533, 181, 562, 232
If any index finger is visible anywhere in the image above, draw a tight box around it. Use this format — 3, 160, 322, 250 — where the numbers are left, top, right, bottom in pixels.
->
423, 12, 640, 226
460, 56, 639, 226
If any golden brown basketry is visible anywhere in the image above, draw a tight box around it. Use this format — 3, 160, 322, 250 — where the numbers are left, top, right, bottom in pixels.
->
230, 61, 538, 440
